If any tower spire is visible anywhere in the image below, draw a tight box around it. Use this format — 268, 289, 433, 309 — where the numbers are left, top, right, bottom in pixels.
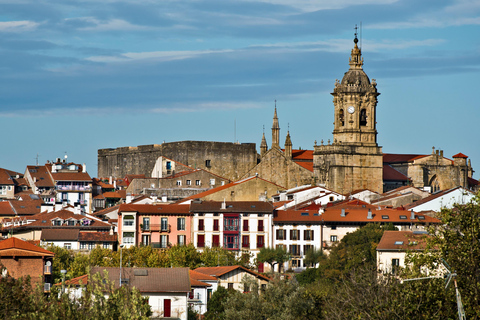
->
349, 24, 363, 70
260, 125, 268, 157
272, 100, 280, 148
284, 126, 292, 160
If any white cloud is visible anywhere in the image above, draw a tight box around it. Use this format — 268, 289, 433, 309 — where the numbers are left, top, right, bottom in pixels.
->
86, 49, 234, 63
151, 101, 262, 114
0, 20, 39, 32
241, 0, 398, 12
69, 17, 150, 32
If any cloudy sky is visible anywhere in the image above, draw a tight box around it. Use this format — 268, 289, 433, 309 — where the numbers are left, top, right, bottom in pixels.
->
1, 0, 479, 180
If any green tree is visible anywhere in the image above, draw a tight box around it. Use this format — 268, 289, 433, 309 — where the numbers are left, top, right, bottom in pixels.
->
167, 244, 202, 268
204, 286, 230, 320
200, 246, 236, 267
257, 247, 290, 274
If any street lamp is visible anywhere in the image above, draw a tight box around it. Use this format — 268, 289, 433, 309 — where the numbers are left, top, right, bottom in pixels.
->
60, 269, 67, 295
119, 244, 124, 287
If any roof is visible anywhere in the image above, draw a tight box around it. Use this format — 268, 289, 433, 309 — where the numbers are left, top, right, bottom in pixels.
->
403, 186, 472, 210
377, 230, 430, 251
61, 274, 89, 286
452, 153, 468, 158
26, 166, 55, 187
274, 209, 323, 223
190, 201, 273, 213
119, 203, 191, 215
78, 232, 117, 242
9, 199, 43, 215
383, 165, 409, 181
50, 172, 92, 182
383, 153, 427, 164
0, 237, 54, 257
90, 267, 191, 293
189, 270, 215, 287
41, 228, 79, 241
291, 149, 313, 161
0, 202, 15, 216
102, 191, 122, 199
194, 265, 270, 281
294, 161, 314, 172
0, 168, 15, 185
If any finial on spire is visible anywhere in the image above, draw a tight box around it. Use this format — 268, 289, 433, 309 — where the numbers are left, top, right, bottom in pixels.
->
354, 24, 358, 44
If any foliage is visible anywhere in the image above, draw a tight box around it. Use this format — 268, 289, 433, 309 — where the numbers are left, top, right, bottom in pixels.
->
222, 276, 323, 320
303, 248, 324, 268
204, 285, 230, 320
167, 244, 202, 268
256, 247, 290, 273
200, 246, 237, 267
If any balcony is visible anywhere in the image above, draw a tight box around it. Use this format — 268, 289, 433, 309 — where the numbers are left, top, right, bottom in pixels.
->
149, 224, 171, 233
197, 242, 205, 248
150, 242, 169, 249
257, 225, 264, 232
189, 292, 201, 301
242, 243, 250, 248
243, 226, 249, 232
56, 185, 92, 192
141, 224, 151, 232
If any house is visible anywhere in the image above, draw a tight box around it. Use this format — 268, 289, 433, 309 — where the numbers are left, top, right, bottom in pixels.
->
272, 184, 344, 210
39, 228, 117, 251
0, 237, 55, 291
0, 168, 22, 200
178, 175, 286, 203
118, 203, 192, 248
273, 209, 323, 271
376, 230, 431, 275
319, 199, 440, 249
190, 200, 273, 266
403, 186, 476, 214
63, 267, 191, 320
194, 265, 270, 292
189, 269, 218, 315
371, 186, 430, 208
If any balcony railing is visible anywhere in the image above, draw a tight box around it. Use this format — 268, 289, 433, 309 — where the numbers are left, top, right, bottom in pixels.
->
242, 243, 250, 248
56, 185, 92, 192
150, 242, 169, 249
148, 224, 171, 233
243, 225, 249, 232
258, 225, 264, 232
224, 226, 239, 231
197, 242, 205, 248
189, 292, 201, 300
212, 242, 220, 248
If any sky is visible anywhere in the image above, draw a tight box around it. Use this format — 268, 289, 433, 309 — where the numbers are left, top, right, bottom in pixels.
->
0, 0, 479, 180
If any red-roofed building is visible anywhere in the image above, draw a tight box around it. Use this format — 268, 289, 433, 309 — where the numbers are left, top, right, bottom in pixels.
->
194, 265, 269, 292
188, 270, 218, 314
0, 237, 55, 291
118, 203, 192, 248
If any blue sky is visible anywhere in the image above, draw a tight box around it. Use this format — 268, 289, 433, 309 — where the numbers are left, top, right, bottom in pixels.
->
0, 0, 479, 180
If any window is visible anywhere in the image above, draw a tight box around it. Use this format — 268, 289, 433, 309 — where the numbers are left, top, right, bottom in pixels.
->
176, 180, 181, 186
205, 160, 211, 167
243, 219, 249, 232
330, 235, 338, 242
258, 220, 264, 232
80, 242, 86, 249
392, 258, 400, 275
382, 215, 389, 219
195, 180, 201, 186
197, 234, 205, 247
304, 245, 313, 254
290, 229, 300, 241
103, 242, 110, 249
276, 229, 286, 240
331, 225, 337, 230
304, 230, 314, 241
64, 243, 71, 250
177, 217, 185, 231
257, 235, 264, 248
242, 235, 250, 248
210, 179, 215, 186
142, 217, 150, 231
289, 244, 300, 256
123, 232, 134, 244
161, 217, 169, 232
160, 235, 169, 248
142, 235, 150, 246
213, 219, 219, 231
399, 215, 407, 220
228, 283, 233, 290
291, 259, 301, 268
224, 235, 239, 250
177, 235, 186, 246
360, 108, 367, 126
221, 181, 225, 186
244, 283, 250, 293
212, 235, 220, 247
394, 241, 404, 245
339, 109, 345, 126
224, 217, 239, 231
198, 219, 204, 231
123, 215, 134, 226
166, 161, 171, 170
67, 220, 75, 226
186, 180, 191, 186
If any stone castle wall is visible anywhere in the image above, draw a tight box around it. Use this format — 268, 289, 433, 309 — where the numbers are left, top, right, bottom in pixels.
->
98, 141, 258, 181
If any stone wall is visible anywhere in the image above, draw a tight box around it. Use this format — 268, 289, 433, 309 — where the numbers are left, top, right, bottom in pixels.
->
98, 141, 257, 181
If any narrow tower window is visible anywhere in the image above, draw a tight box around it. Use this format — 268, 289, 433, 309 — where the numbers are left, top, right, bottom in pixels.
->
360, 109, 367, 126
339, 109, 345, 126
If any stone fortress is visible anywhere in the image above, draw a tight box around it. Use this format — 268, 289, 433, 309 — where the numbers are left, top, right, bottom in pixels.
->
98, 33, 476, 195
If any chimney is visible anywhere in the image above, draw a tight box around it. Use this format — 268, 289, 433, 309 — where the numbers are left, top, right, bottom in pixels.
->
152, 194, 158, 204
367, 209, 373, 219
114, 180, 117, 189
109, 176, 113, 185
162, 195, 167, 202
33, 177, 37, 183
410, 209, 415, 220
340, 208, 346, 217
109, 226, 114, 235
221, 199, 226, 210
440, 150, 444, 158
82, 163, 86, 173
126, 193, 133, 204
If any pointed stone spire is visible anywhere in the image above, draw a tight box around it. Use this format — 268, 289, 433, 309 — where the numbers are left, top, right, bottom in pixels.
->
272, 100, 280, 149
260, 126, 268, 157
284, 129, 292, 160
349, 25, 363, 70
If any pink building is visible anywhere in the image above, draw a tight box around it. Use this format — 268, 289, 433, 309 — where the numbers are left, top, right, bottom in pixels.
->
118, 203, 192, 248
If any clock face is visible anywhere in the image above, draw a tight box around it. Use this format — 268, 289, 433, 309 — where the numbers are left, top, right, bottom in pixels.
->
347, 106, 355, 114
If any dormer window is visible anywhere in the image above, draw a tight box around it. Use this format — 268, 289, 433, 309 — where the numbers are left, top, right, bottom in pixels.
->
67, 220, 76, 226
52, 219, 62, 226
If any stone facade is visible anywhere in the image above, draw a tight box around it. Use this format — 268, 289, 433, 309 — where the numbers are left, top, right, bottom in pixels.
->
313, 35, 383, 194
242, 147, 313, 189
98, 141, 257, 181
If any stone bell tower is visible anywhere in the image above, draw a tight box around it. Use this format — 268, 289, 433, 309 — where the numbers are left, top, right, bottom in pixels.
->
313, 30, 383, 194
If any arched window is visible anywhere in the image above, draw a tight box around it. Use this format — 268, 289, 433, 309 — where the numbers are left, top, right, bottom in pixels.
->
429, 176, 441, 193
360, 109, 367, 126
339, 109, 345, 126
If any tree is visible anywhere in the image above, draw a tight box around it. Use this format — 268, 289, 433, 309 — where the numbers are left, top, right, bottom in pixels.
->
200, 246, 236, 267
257, 247, 290, 274
204, 286, 230, 320
167, 244, 202, 268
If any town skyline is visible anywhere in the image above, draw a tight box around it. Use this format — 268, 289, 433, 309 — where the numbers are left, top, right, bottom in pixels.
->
0, 0, 479, 178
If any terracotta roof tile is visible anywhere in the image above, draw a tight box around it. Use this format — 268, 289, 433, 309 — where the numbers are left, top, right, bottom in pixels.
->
0, 237, 54, 256
102, 191, 122, 199
377, 230, 430, 251
119, 203, 191, 215
0, 202, 15, 216
295, 161, 314, 172
274, 209, 323, 223
383, 165, 409, 181
383, 153, 425, 164
0, 168, 15, 185
41, 228, 79, 241
452, 153, 468, 158
194, 265, 270, 281
78, 232, 117, 242
190, 201, 273, 213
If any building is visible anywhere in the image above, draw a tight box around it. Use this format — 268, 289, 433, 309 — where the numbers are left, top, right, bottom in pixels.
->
194, 265, 270, 292
118, 203, 192, 248
0, 237, 55, 291
189, 269, 218, 315
190, 200, 273, 261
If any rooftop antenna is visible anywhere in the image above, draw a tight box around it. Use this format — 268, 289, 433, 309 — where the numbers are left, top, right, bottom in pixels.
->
35, 153, 40, 166
401, 259, 466, 320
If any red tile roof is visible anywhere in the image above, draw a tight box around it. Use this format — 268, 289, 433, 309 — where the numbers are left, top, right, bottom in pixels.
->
26, 166, 55, 187
102, 191, 122, 198
0, 202, 15, 216
0, 168, 15, 185
402, 187, 471, 210
119, 203, 191, 215
295, 161, 314, 172
274, 209, 322, 223
41, 228, 79, 241
383, 165, 409, 181
383, 153, 426, 164
190, 201, 273, 213
0, 237, 54, 257
61, 274, 89, 286
452, 153, 468, 158
51, 172, 92, 182
194, 265, 270, 281
377, 230, 430, 251
291, 149, 313, 161
78, 232, 117, 242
